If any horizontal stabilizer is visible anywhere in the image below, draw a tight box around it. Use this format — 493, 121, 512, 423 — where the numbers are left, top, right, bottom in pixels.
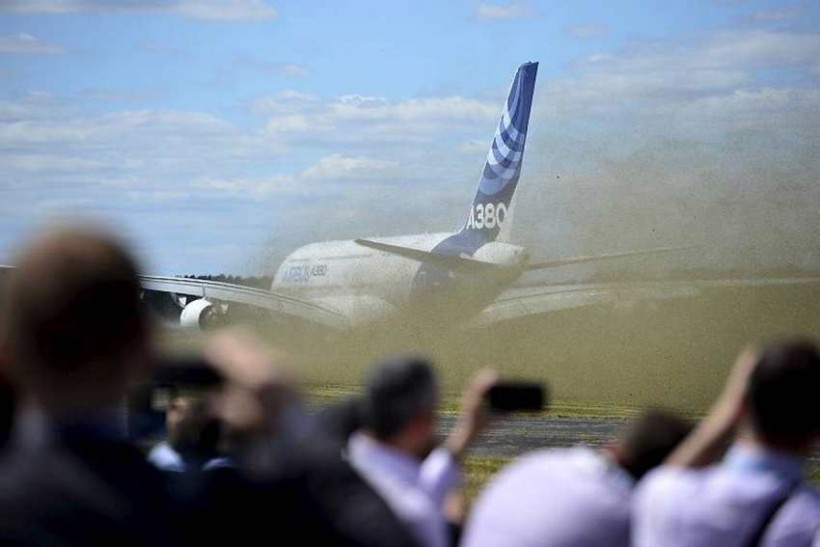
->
354, 239, 501, 274
527, 246, 696, 271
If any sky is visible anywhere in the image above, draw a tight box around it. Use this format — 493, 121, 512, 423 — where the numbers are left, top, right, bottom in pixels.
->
1, 0, 819, 276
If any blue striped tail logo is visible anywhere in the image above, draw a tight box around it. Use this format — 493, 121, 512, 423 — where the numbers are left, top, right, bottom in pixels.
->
463, 61, 537, 244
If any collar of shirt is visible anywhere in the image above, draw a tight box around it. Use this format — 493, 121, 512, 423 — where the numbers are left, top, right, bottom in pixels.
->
723, 442, 804, 482
348, 431, 422, 486
148, 441, 187, 472
569, 446, 635, 492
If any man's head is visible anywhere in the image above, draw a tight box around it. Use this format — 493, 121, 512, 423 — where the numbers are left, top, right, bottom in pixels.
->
360, 355, 439, 458
742, 339, 820, 450
612, 409, 693, 481
1, 225, 151, 412
166, 393, 196, 443
165, 392, 220, 461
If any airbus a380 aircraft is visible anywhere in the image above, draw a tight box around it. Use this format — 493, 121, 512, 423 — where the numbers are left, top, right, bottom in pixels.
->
138, 61, 695, 331
132, 61, 820, 332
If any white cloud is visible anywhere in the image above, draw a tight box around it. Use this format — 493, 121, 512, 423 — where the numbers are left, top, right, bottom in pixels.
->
0, 91, 67, 121
190, 154, 400, 199
301, 154, 398, 181
250, 89, 317, 115
174, 0, 276, 21
569, 23, 608, 40
3, 154, 107, 173
459, 139, 487, 154
233, 55, 309, 77
0, 109, 234, 145
193, 175, 302, 199
261, 91, 498, 145
752, 4, 806, 21
0, 0, 277, 21
474, 2, 536, 21
545, 30, 820, 118
0, 32, 65, 54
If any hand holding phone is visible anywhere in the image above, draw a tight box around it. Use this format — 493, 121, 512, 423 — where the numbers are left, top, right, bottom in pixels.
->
486, 381, 547, 412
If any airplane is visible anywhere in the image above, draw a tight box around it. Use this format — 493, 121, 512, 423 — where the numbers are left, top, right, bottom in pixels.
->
32, 61, 811, 334
138, 61, 698, 332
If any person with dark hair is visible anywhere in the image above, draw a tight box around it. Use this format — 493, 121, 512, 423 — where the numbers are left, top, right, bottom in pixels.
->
460, 409, 692, 547
166, 327, 415, 547
633, 340, 820, 546
0, 225, 180, 546
147, 393, 225, 472
347, 355, 497, 547
0, 370, 14, 451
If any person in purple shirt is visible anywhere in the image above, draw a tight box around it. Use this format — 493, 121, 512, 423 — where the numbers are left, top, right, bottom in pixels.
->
633, 339, 820, 546
347, 355, 498, 547
461, 410, 691, 547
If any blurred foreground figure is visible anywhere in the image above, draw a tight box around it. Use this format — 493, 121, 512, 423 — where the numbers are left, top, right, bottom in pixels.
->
633, 340, 820, 546
147, 392, 224, 472
0, 225, 178, 546
349, 355, 497, 547
461, 409, 691, 547
199, 328, 419, 547
0, 368, 14, 450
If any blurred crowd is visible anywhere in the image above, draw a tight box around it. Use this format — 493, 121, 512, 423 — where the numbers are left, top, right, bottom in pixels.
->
0, 225, 819, 546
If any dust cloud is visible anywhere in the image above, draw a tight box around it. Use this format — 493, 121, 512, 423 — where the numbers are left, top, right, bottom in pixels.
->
209, 94, 820, 414
157, 276, 820, 415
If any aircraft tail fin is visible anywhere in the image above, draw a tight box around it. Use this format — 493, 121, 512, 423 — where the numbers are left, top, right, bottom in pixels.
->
460, 61, 538, 246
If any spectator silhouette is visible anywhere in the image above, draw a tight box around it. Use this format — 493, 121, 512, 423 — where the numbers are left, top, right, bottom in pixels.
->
147, 392, 225, 472
0, 225, 180, 546
195, 328, 420, 547
633, 340, 820, 546
461, 409, 691, 547
348, 355, 497, 547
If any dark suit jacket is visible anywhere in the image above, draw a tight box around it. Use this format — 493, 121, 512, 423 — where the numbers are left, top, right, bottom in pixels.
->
0, 434, 181, 546
237, 420, 421, 547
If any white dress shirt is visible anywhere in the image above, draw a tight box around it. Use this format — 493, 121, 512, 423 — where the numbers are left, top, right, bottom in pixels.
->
147, 441, 232, 472
633, 443, 820, 547
461, 447, 634, 547
147, 441, 187, 472
347, 431, 462, 547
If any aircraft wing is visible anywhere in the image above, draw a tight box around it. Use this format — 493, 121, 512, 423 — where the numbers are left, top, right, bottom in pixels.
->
354, 239, 502, 274
139, 275, 349, 330
526, 246, 695, 270
468, 276, 820, 328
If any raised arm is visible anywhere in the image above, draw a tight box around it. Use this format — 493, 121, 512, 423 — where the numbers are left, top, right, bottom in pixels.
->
665, 346, 758, 468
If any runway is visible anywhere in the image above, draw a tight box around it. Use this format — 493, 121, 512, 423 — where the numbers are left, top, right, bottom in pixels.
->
443, 415, 820, 466
441, 415, 626, 458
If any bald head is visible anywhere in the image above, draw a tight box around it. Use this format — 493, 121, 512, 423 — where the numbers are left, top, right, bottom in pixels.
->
2, 225, 150, 405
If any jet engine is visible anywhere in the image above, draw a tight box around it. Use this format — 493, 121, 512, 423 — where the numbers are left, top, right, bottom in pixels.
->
179, 298, 219, 330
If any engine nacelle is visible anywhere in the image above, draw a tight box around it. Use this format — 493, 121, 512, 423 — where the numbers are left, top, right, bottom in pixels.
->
179, 298, 217, 330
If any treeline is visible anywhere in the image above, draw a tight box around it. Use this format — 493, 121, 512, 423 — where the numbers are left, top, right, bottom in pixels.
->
182, 274, 273, 290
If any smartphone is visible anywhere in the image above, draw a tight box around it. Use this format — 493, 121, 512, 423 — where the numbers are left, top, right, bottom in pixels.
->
486, 381, 547, 412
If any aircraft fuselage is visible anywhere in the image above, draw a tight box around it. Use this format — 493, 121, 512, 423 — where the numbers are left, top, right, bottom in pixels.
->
272, 233, 526, 325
